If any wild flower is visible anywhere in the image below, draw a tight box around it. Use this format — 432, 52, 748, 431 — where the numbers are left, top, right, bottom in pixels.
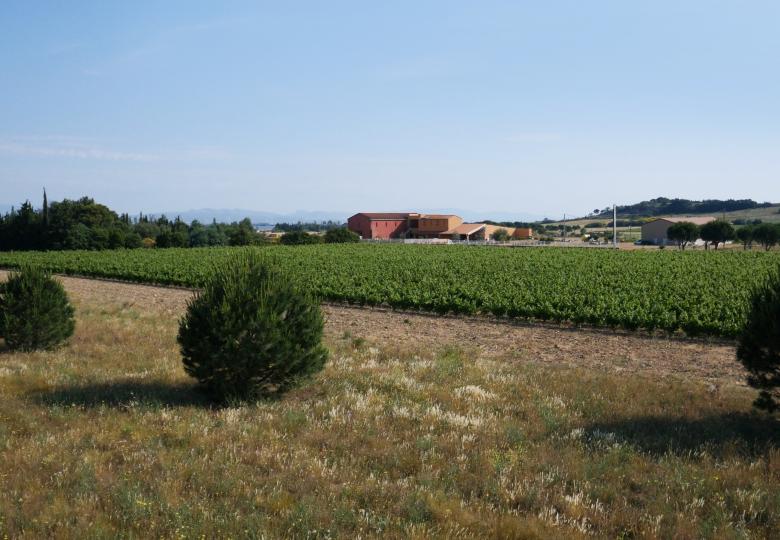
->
454, 385, 496, 401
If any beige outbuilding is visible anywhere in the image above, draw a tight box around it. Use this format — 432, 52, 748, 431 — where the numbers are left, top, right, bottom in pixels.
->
640, 216, 716, 245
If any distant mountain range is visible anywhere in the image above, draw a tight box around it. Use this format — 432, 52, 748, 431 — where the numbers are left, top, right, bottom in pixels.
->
156, 209, 350, 225
155, 208, 547, 225
0, 202, 544, 225
6, 198, 776, 225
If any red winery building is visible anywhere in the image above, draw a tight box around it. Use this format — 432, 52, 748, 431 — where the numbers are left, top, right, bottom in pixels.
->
347, 213, 410, 239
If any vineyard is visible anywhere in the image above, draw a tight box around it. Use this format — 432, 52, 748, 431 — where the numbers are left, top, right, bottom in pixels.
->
1, 245, 778, 338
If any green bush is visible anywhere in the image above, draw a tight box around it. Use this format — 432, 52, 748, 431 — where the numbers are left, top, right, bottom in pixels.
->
178, 251, 328, 401
280, 231, 322, 245
0, 266, 75, 351
667, 221, 700, 250
700, 219, 735, 249
491, 228, 511, 242
324, 227, 359, 243
737, 265, 780, 413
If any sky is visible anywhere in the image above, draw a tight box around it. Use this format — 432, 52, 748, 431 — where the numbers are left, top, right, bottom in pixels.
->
1, 1, 779, 219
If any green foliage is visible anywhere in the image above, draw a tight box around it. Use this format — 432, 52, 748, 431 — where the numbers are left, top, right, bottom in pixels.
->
228, 218, 266, 246
736, 225, 755, 250
0, 282, 4, 337
0, 266, 75, 351
0, 193, 270, 252
737, 266, 780, 413
324, 227, 359, 244
606, 197, 773, 218
274, 220, 343, 233
753, 223, 780, 251
491, 228, 511, 242
2, 246, 780, 338
177, 251, 328, 400
280, 231, 322, 245
700, 220, 735, 249
666, 221, 700, 250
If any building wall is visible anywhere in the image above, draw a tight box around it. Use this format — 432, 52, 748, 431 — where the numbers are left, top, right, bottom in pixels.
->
347, 214, 372, 238
348, 215, 410, 239
641, 220, 672, 244
444, 216, 463, 231
512, 227, 533, 240
417, 216, 463, 237
370, 219, 407, 239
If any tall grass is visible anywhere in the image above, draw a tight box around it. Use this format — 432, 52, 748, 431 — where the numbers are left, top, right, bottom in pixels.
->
0, 291, 777, 538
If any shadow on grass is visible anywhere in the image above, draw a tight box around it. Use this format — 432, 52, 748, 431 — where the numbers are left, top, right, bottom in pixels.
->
587, 413, 780, 457
32, 380, 218, 409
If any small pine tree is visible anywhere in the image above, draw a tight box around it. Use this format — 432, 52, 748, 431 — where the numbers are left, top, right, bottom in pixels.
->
0, 266, 75, 351
737, 265, 780, 413
178, 251, 328, 401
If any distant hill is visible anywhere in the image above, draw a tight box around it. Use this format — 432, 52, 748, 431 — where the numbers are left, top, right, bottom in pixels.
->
596, 197, 775, 218
158, 209, 350, 226
161, 208, 546, 226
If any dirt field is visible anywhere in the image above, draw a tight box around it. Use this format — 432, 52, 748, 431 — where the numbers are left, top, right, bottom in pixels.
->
2, 271, 743, 386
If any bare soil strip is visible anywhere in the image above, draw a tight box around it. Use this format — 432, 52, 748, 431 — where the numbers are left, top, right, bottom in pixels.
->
0, 271, 744, 385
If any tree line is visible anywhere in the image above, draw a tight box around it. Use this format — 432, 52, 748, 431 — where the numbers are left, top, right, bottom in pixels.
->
667, 220, 780, 250
273, 221, 343, 233
0, 193, 362, 251
0, 193, 268, 251
599, 197, 774, 218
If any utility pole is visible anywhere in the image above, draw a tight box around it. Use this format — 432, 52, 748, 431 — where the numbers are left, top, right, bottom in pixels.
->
613, 204, 617, 247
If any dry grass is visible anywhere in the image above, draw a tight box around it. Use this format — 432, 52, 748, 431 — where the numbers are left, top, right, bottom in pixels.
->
0, 284, 778, 538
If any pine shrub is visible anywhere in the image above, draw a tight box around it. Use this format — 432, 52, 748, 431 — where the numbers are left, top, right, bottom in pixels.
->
0, 266, 75, 351
178, 251, 328, 401
737, 265, 780, 413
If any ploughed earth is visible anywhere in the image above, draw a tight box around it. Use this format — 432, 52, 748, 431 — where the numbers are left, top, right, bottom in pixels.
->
0, 271, 744, 386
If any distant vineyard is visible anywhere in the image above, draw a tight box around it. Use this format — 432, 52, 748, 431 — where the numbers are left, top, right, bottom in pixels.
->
1, 245, 778, 338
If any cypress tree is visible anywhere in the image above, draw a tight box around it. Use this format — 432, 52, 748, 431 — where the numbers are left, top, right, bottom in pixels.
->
42, 188, 49, 227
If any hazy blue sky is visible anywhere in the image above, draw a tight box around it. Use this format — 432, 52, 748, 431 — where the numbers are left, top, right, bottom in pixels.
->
1, 1, 778, 218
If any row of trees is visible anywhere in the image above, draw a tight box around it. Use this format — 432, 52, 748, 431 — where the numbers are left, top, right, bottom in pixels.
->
599, 197, 773, 217
0, 194, 271, 251
279, 228, 359, 245
0, 194, 351, 251
273, 221, 343, 233
736, 223, 780, 251
667, 220, 780, 250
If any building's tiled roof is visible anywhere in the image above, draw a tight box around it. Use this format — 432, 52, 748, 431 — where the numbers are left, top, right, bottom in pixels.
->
653, 216, 716, 225
352, 212, 462, 220
421, 214, 459, 219
353, 212, 411, 219
445, 223, 487, 235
